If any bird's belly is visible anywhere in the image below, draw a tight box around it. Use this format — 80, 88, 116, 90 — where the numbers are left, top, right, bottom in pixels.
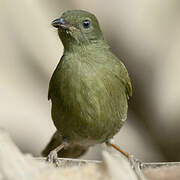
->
51, 92, 127, 146
51, 67, 128, 146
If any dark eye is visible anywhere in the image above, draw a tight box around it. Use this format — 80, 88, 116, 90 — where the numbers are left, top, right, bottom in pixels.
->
82, 19, 91, 29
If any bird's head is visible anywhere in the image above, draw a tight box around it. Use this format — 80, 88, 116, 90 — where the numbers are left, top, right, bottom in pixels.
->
52, 10, 105, 50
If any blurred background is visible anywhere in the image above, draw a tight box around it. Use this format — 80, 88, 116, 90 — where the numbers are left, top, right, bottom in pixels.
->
1, 0, 180, 162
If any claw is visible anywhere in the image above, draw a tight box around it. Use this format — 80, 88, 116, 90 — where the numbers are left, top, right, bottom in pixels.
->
129, 155, 139, 169
54, 158, 60, 167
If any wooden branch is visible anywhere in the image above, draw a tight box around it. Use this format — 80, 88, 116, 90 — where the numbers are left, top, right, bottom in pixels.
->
0, 129, 180, 180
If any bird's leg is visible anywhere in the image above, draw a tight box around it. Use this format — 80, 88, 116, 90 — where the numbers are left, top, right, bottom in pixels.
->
106, 139, 145, 179
106, 139, 129, 158
47, 141, 69, 167
106, 138, 141, 165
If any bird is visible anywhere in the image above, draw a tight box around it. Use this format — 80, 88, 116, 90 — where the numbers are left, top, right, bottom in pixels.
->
42, 9, 132, 162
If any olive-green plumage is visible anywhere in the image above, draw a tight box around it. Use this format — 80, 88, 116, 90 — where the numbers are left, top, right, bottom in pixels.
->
42, 10, 132, 158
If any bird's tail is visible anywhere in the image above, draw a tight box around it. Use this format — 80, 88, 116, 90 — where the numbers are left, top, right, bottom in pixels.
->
42, 131, 88, 158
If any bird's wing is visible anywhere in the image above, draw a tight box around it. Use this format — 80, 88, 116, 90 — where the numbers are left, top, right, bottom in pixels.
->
112, 54, 132, 99
48, 81, 52, 100
48, 56, 65, 100
48, 69, 58, 100
48, 61, 61, 100
121, 74, 132, 99
119, 61, 132, 99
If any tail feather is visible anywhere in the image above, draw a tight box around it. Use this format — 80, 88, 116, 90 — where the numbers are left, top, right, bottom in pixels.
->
42, 131, 88, 158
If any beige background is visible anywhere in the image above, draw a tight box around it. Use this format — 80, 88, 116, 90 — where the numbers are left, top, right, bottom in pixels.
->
1, 0, 180, 162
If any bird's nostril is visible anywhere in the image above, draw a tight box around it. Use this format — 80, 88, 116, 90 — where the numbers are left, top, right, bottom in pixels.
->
51, 18, 67, 28
59, 18, 65, 24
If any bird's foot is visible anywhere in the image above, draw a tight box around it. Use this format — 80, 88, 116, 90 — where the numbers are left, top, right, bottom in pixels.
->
46, 142, 68, 167
128, 155, 145, 180
129, 154, 143, 169
47, 150, 60, 167
106, 139, 145, 179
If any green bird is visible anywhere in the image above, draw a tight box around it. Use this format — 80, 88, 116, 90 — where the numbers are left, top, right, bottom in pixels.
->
42, 10, 132, 161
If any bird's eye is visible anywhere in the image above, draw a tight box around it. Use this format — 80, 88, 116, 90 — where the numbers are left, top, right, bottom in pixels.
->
82, 19, 91, 29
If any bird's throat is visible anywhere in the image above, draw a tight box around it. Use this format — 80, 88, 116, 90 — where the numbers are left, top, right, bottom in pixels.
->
63, 39, 109, 55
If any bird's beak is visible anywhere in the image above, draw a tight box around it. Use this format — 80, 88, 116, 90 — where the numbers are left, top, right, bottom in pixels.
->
51, 18, 74, 32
